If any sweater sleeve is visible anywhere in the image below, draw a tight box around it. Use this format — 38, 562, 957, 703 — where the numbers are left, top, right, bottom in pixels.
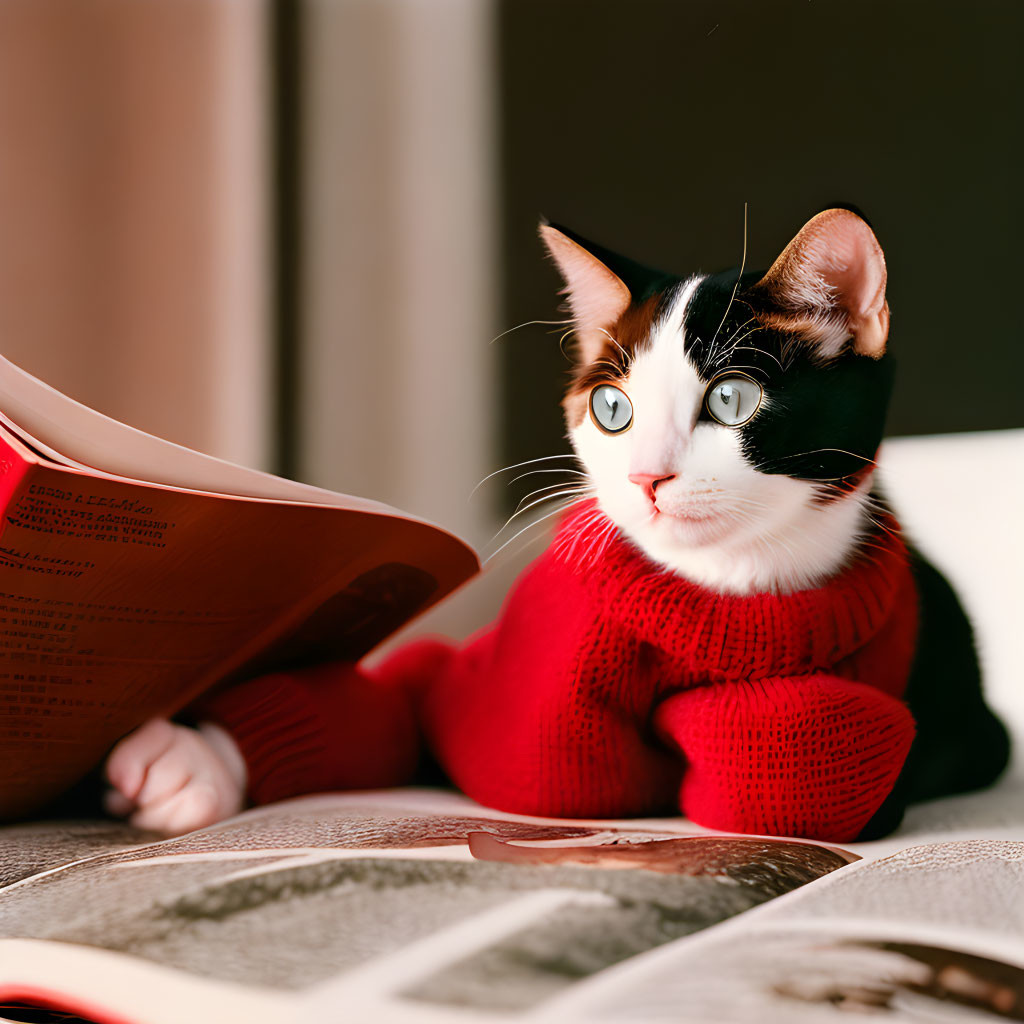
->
196, 655, 431, 806
194, 552, 547, 809
654, 673, 915, 841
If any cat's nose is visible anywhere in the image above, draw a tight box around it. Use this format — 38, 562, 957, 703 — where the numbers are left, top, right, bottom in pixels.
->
628, 472, 676, 500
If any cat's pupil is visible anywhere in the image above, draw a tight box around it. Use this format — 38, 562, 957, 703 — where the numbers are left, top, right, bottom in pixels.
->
590, 384, 633, 433
705, 376, 762, 426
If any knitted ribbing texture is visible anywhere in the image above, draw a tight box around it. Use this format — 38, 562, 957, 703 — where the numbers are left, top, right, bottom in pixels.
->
201, 500, 918, 841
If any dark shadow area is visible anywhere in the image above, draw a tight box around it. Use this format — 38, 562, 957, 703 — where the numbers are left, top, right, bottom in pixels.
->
499, 0, 1024, 482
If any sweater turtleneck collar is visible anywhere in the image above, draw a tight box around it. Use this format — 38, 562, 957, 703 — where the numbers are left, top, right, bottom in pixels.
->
550, 499, 913, 679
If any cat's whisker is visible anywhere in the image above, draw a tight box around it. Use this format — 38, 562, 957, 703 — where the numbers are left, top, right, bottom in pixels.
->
718, 508, 765, 534
470, 454, 581, 500
721, 316, 758, 350
755, 448, 878, 470
512, 484, 581, 512
724, 325, 767, 355
496, 487, 595, 537
701, 502, 755, 523
821, 476, 870, 485
862, 512, 900, 540
595, 328, 632, 366
489, 318, 573, 346
730, 495, 773, 510
513, 480, 593, 514
754, 523, 802, 569
560, 506, 616, 568
583, 517, 621, 570
558, 329, 578, 361
856, 537, 898, 559
862, 492, 895, 509
862, 507, 899, 532
862, 498, 896, 517
732, 345, 784, 371
485, 496, 590, 564
708, 202, 749, 351
492, 495, 590, 547
714, 493, 773, 513
717, 501, 763, 520
509, 467, 589, 486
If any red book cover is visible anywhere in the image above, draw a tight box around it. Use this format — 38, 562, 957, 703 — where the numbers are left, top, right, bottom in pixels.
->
0, 355, 479, 818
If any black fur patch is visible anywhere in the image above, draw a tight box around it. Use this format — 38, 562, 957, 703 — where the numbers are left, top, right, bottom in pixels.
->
679, 270, 776, 381
683, 273, 895, 489
741, 354, 894, 484
552, 228, 897, 495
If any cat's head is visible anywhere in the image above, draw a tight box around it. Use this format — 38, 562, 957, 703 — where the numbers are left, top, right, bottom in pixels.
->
541, 208, 895, 594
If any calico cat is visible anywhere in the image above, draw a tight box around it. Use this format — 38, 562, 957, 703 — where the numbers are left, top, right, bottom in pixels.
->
540, 207, 1009, 837
105, 208, 1009, 841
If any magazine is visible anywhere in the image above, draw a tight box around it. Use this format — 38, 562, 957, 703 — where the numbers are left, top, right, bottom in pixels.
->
0, 353, 479, 819
0, 788, 1022, 1024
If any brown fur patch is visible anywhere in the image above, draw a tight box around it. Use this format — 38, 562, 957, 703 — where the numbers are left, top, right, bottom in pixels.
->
563, 388, 589, 430
562, 292, 669, 427
739, 301, 850, 369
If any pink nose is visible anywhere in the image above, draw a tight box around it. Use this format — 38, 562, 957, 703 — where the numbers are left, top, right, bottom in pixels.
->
628, 472, 676, 500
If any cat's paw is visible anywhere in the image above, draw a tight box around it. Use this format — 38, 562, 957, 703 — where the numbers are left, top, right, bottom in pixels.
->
104, 719, 247, 836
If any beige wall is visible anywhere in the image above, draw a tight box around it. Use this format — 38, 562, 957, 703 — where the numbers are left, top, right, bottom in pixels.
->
299, 0, 499, 543
0, 0, 270, 468
0, 0, 499, 536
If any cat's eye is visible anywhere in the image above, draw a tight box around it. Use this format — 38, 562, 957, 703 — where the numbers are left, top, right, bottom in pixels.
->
590, 385, 633, 434
705, 374, 763, 426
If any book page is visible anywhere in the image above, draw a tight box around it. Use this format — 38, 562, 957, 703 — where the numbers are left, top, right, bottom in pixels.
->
0, 352, 393, 512
0, 819, 146, 888
0, 448, 478, 817
540, 837, 1024, 1023
4, 791, 1022, 1024
0, 790, 851, 1024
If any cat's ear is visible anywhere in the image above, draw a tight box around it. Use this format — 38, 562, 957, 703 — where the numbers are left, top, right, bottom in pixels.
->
749, 208, 889, 359
539, 222, 632, 363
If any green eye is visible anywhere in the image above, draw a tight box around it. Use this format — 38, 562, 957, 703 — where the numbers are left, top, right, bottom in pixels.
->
705, 375, 763, 426
590, 385, 633, 434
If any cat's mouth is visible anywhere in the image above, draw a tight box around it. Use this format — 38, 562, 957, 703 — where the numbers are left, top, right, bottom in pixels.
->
643, 504, 735, 548
647, 495, 734, 542
659, 501, 716, 520
655, 505, 715, 523
652, 492, 720, 522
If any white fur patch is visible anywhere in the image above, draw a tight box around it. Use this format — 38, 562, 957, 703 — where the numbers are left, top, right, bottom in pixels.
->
568, 278, 873, 595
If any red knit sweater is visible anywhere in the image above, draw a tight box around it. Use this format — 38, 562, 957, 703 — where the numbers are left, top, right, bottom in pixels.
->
202, 500, 919, 842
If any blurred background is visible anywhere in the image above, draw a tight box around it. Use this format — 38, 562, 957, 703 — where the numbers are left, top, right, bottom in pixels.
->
0, 0, 1020, 549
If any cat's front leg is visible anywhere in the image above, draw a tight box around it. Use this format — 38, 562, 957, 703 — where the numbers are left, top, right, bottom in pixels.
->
653, 675, 915, 842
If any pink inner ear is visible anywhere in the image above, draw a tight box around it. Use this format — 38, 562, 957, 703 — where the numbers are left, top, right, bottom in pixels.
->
757, 209, 889, 358
809, 213, 887, 321
539, 224, 632, 334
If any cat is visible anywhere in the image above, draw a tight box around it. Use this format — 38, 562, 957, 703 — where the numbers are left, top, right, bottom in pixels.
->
105, 207, 1010, 841
549, 210, 888, 596
538, 207, 1009, 836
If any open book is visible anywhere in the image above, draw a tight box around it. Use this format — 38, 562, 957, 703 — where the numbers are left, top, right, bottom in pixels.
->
1, 787, 1023, 1024
0, 354, 479, 818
